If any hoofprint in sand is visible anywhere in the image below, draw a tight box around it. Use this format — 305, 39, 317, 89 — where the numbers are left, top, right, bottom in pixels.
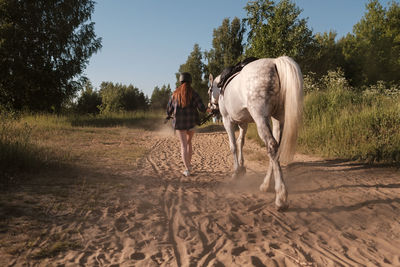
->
1, 126, 400, 266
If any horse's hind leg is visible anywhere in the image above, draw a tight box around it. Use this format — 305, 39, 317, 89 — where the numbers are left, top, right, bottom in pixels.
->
260, 158, 273, 192
272, 117, 283, 144
254, 116, 288, 211
260, 118, 281, 192
234, 123, 247, 176
271, 158, 288, 211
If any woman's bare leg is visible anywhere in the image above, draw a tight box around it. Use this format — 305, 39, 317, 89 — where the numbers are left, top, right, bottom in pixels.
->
186, 130, 195, 169
177, 130, 190, 171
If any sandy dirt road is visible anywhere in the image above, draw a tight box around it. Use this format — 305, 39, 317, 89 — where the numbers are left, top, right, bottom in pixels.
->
1, 125, 400, 266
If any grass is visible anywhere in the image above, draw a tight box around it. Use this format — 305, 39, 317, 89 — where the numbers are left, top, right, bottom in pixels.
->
0, 111, 161, 184
68, 111, 163, 128
22, 110, 164, 129
298, 90, 400, 162
246, 72, 400, 163
0, 112, 44, 181
297, 70, 400, 163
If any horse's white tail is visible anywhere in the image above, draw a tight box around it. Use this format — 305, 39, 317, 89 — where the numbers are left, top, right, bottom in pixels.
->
274, 56, 303, 163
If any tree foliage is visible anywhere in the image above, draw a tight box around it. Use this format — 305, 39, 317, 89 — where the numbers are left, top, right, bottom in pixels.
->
205, 17, 245, 76
243, 0, 314, 66
99, 82, 148, 113
195, 0, 400, 89
340, 0, 400, 86
177, 44, 208, 102
76, 81, 101, 114
150, 84, 172, 110
307, 31, 345, 77
0, 0, 102, 112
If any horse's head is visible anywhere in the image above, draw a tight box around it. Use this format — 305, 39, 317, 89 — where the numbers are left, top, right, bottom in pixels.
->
208, 74, 221, 111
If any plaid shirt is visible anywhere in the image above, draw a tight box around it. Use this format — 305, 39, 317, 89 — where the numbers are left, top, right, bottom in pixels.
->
166, 90, 206, 130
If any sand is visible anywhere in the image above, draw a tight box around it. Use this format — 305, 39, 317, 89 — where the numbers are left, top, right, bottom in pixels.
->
1, 125, 400, 266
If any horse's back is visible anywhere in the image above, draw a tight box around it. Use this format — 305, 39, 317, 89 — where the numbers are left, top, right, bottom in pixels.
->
239, 58, 282, 110
220, 58, 281, 122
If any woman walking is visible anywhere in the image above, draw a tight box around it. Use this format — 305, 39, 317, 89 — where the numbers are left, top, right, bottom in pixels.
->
167, 72, 206, 176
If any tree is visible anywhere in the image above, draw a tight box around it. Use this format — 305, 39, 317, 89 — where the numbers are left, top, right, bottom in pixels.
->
177, 44, 208, 102
76, 81, 102, 114
0, 0, 102, 111
244, 0, 314, 68
341, 0, 400, 85
99, 82, 148, 113
205, 17, 245, 76
308, 31, 345, 77
98, 82, 124, 113
150, 84, 172, 110
121, 85, 148, 111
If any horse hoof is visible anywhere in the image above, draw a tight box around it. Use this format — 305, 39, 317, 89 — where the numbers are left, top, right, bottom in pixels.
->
259, 183, 269, 192
276, 203, 289, 212
232, 166, 246, 179
236, 166, 246, 175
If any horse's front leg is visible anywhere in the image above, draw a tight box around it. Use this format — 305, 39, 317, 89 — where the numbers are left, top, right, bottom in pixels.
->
222, 118, 240, 178
236, 123, 248, 176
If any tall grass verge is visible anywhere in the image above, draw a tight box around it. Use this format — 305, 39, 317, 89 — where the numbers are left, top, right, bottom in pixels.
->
0, 111, 43, 182
299, 88, 400, 163
0, 110, 164, 183
69, 111, 164, 128
247, 70, 400, 163
21, 110, 164, 129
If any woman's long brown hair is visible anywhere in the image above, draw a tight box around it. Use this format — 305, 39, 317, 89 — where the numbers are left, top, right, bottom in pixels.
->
172, 82, 192, 108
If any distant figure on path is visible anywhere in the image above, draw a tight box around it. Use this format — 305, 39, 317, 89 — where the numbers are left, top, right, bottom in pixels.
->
167, 72, 207, 176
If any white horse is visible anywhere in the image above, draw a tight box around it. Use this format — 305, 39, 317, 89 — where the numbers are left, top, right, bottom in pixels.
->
208, 56, 303, 211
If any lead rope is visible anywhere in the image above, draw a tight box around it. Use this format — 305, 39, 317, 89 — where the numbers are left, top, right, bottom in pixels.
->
199, 109, 219, 126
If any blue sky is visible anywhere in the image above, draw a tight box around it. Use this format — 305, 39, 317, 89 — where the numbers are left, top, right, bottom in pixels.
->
84, 0, 394, 97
